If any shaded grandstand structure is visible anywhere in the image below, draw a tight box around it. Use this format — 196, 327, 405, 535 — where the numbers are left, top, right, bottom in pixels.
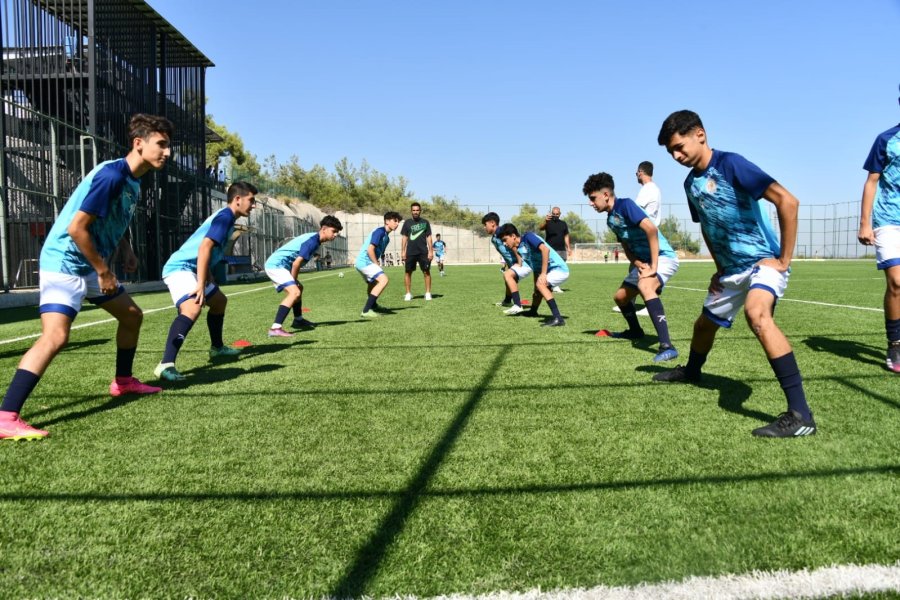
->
0, 0, 217, 286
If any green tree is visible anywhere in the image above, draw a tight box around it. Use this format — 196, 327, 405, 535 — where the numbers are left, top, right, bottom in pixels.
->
206, 114, 261, 176
563, 212, 596, 243
658, 215, 700, 254
510, 203, 542, 233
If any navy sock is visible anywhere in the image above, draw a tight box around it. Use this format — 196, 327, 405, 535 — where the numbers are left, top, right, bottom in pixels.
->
887, 318, 900, 343
363, 294, 378, 312
620, 302, 643, 333
685, 349, 707, 378
273, 305, 291, 327
547, 298, 561, 319
162, 314, 195, 363
207, 313, 225, 348
1, 369, 41, 414
769, 352, 811, 421
645, 298, 672, 347
294, 298, 303, 318
115, 346, 137, 378
511, 291, 521, 306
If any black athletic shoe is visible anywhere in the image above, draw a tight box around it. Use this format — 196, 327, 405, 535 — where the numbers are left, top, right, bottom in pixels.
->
290, 318, 317, 328
751, 410, 817, 438
652, 365, 700, 383
540, 316, 566, 327
611, 329, 645, 340
522, 309, 540, 318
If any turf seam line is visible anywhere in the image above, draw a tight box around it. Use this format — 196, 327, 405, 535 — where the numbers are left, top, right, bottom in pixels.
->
0, 272, 338, 346
665, 285, 883, 312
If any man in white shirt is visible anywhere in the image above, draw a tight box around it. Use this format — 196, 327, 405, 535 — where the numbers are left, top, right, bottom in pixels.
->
612, 161, 662, 317
635, 161, 662, 226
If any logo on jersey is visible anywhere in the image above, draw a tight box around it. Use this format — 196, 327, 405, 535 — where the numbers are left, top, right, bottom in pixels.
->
705, 178, 717, 194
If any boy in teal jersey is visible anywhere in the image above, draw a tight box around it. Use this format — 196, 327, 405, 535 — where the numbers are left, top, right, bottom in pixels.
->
498, 224, 568, 327
0, 114, 173, 441
858, 86, 900, 373
655, 109, 815, 439
356, 212, 402, 317
154, 182, 258, 382
263, 216, 343, 337
481, 212, 532, 312
584, 172, 679, 362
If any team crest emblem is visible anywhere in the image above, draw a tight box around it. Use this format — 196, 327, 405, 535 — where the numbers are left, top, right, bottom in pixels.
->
705, 178, 717, 194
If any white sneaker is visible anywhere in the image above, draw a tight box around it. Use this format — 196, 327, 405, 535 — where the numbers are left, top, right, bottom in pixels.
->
404, 293, 413, 301
552, 286, 563, 293
504, 304, 525, 315
425, 293, 432, 301
612, 305, 649, 316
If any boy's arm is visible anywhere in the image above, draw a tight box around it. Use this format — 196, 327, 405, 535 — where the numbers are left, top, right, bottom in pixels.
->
291, 256, 305, 281
760, 182, 798, 271
68, 210, 118, 294
367, 243, 379, 265
637, 219, 660, 277
193, 237, 217, 305
537, 243, 550, 286
858, 172, 880, 245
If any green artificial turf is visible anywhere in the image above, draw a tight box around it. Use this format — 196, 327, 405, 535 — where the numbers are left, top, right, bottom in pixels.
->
0, 260, 897, 598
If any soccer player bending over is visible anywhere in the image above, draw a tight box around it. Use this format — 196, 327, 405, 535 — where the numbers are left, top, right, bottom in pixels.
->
154, 182, 258, 382
0, 114, 172, 440
264, 216, 343, 337
654, 109, 815, 438
498, 224, 569, 327
481, 212, 532, 314
584, 172, 679, 362
858, 87, 900, 373
356, 212, 402, 317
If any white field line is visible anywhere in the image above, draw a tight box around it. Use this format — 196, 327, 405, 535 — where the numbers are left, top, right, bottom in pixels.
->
0, 273, 339, 347
665, 285, 884, 313
422, 561, 900, 600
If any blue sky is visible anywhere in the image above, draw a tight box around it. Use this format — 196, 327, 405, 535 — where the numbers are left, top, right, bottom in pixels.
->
148, 0, 900, 225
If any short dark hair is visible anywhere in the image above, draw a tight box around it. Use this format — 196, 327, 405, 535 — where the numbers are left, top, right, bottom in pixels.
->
384, 211, 402, 222
582, 172, 615, 196
435, 233, 441, 238
497, 223, 519, 239
227, 181, 258, 202
658, 110, 704, 146
638, 161, 654, 176
481, 212, 500, 225
410, 202, 422, 210
128, 114, 174, 143
320, 215, 343, 231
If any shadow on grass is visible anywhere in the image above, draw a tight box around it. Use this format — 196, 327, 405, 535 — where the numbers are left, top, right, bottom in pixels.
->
32, 363, 286, 428
803, 335, 884, 369
330, 344, 508, 597
0, 338, 109, 361
636, 366, 767, 423
2, 463, 896, 503
834, 378, 900, 411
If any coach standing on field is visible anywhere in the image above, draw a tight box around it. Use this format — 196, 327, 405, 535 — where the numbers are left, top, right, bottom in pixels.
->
401, 202, 434, 301
539, 206, 571, 292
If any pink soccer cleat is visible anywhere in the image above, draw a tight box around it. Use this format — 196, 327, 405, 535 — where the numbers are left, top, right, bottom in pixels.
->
109, 376, 163, 397
0, 411, 48, 441
268, 327, 295, 338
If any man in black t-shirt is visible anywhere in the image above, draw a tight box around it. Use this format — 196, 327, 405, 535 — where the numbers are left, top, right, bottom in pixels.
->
539, 206, 571, 292
400, 202, 434, 301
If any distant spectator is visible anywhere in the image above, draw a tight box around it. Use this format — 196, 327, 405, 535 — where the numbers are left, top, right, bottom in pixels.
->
635, 161, 662, 226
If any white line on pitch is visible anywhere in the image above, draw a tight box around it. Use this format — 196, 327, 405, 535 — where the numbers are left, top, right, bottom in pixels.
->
0, 272, 338, 347
429, 561, 900, 600
665, 285, 883, 312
